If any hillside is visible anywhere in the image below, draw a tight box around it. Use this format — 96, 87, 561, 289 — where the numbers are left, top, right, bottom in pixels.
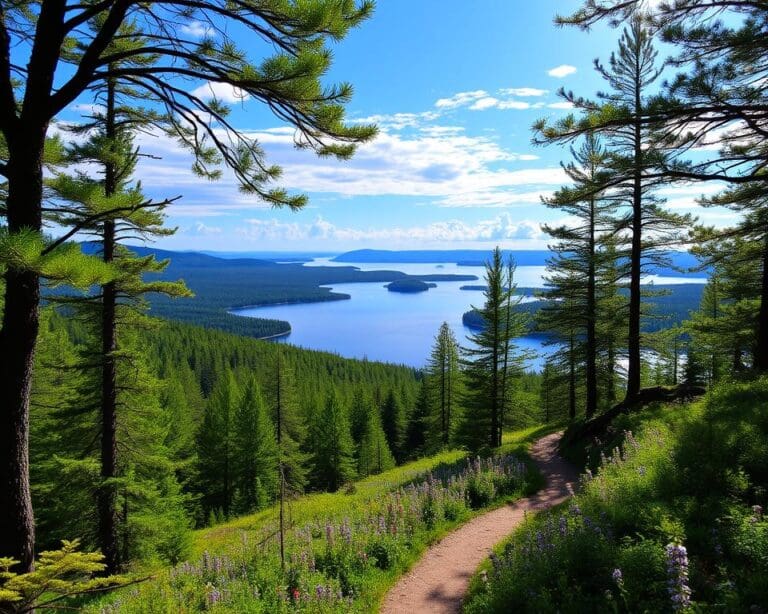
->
464, 379, 768, 612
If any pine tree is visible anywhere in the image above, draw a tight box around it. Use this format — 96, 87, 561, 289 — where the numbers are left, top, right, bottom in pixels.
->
534, 16, 692, 402
425, 322, 462, 447
310, 392, 356, 492
540, 134, 615, 417
267, 350, 308, 494
196, 372, 238, 520
381, 390, 407, 463
460, 248, 528, 450
404, 380, 430, 458
0, 1, 376, 570
233, 377, 278, 514
356, 403, 395, 478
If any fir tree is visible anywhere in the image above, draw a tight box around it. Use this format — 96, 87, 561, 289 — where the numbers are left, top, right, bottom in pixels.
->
356, 403, 395, 477
233, 377, 278, 514
310, 392, 356, 492
381, 390, 407, 463
404, 380, 430, 458
460, 248, 528, 450
425, 322, 462, 447
196, 372, 238, 520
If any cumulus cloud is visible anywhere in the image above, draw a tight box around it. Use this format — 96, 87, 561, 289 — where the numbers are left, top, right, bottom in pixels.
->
236, 213, 546, 245
435, 90, 488, 109
499, 88, 548, 97
548, 64, 577, 78
190, 81, 249, 103
548, 101, 574, 110
181, 21, 214, 38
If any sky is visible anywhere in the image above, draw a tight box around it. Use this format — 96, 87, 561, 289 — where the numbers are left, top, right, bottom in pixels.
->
65, 1, 734, 253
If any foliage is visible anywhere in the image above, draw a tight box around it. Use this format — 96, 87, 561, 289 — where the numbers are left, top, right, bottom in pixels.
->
0, 540, 128, 613
466, 379, 768, 612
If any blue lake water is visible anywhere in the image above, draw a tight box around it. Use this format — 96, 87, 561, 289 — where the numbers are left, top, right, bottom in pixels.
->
232, 259, 705, 370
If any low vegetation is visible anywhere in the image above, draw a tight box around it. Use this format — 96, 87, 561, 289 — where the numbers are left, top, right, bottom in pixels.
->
86, 428, 542, 613
464, 378, 768, 613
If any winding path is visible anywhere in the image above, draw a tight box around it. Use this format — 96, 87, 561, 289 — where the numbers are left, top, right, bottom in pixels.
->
380, 432, 578, 614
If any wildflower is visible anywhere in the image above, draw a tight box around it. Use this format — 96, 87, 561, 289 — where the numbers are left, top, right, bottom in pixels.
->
612, 568, 623, 587
637, 466, 647, 476
752, 505, 763, 521
665, 542, 692, 611
292, 587, 301, 602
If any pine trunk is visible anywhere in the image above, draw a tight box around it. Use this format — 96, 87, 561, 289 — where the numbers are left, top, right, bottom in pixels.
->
756, 235, 768, 372
627, 114, 643, 400
0, 128, 47, 572
585, 199, 598, 418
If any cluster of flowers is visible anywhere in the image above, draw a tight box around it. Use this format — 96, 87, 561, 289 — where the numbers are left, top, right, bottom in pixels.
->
665, 542, 692, 612
118, 453, 528, 613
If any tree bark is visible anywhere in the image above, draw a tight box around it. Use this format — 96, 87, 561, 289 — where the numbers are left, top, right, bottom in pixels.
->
627, 112, 643, 400
585, 198, 598, 418
0, 128, 47, 572
756, 234, 768, 372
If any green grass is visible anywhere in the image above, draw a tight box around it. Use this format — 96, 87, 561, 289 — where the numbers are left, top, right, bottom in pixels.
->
88, 426, 548, 613
463, 378, 768, 613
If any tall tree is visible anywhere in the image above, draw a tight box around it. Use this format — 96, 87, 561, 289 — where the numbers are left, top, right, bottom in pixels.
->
534, 16, 691, 402
356, 402, 395, 478
559, 1, 768, 371
196, 372, 238, 521
539, 133, 615, 417
50, 71, 188, 572
0, 1, 376, 570
425, 322, 462, 446
460, 248, 528, 450
309, 392, 356, 492
380, 390, 407, 463
233, 377, 278, 514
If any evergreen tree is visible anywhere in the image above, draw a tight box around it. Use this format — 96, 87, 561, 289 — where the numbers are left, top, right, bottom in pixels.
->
404, 380, 430, 458
540, 133, 615, 417
0, 1, 376, 570
425, 322, 462, 446
534, 16, 692, 402
266, 350, 308, 494
381, 390, 407, 463
196, 372, 238, 520
310, 392, 356, 492
460, 248, 528, 450
356, 403, 395, 478
233, 377, 278, 514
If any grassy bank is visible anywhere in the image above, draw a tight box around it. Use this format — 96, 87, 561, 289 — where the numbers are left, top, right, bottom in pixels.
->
464, 378, 768, 613
88, 427, 547, 613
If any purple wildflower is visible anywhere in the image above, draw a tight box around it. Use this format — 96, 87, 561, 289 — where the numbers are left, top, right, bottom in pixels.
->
666, 542, 692, 611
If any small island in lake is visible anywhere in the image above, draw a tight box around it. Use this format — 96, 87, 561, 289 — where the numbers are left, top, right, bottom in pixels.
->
386, 279, 437, 293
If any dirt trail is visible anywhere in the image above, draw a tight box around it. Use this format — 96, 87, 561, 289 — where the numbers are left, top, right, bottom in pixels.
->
380, 432, 578, 614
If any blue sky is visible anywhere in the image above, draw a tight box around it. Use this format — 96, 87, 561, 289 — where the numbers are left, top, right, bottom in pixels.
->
68, 1, 730, 252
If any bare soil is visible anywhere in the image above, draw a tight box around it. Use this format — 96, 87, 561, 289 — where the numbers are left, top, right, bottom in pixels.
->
380, 432, 578, 614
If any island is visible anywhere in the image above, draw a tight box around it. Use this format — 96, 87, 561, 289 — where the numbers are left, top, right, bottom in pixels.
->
386, 279, 437, 293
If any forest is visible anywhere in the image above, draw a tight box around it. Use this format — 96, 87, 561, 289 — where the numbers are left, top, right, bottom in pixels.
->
1, 1, 768, 613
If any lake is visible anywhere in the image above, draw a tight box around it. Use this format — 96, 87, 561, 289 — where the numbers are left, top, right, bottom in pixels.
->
232, 258, 705, 370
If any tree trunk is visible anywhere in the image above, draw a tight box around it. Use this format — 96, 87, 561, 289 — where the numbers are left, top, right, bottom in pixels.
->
756, 235, 768, 372
0, 128, 47, 572
585, 199, 598, 418
627, 114, 643, 400
569, 334, 577, 420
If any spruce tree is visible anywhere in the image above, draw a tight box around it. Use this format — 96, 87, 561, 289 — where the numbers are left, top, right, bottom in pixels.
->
310, 392, 356, 492
540, 134, 615, 417
233, 377, 278, 514
381, 390, 407, 463
425, 322, 462, 447
356, 403, 395, 478
196, 372, 238, 521
460, 248, 528, 450
404, 380, 430, 458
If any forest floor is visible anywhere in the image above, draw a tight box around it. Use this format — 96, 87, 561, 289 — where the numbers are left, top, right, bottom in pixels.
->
380, 432, 578, 614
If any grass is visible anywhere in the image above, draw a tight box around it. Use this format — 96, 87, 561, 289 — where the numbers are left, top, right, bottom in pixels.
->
87, 426, 549, 613
463, 378, 768, 613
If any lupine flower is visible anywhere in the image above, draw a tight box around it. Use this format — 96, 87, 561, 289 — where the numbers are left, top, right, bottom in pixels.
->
665, 542, 692, 611
612, 568, 623, 586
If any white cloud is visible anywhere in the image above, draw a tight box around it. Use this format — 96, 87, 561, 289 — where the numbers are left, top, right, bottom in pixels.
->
548, 101, 574, 110
499, 88, 548, 97
548, 64, 577, 78
186, 221, 223, 235
470, 97, 500, 111
181, 21, 214, 38
498, 100, 532, 110
190, 81, 249, 103
435, 90, 488, 109
236, 213, 546, 245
